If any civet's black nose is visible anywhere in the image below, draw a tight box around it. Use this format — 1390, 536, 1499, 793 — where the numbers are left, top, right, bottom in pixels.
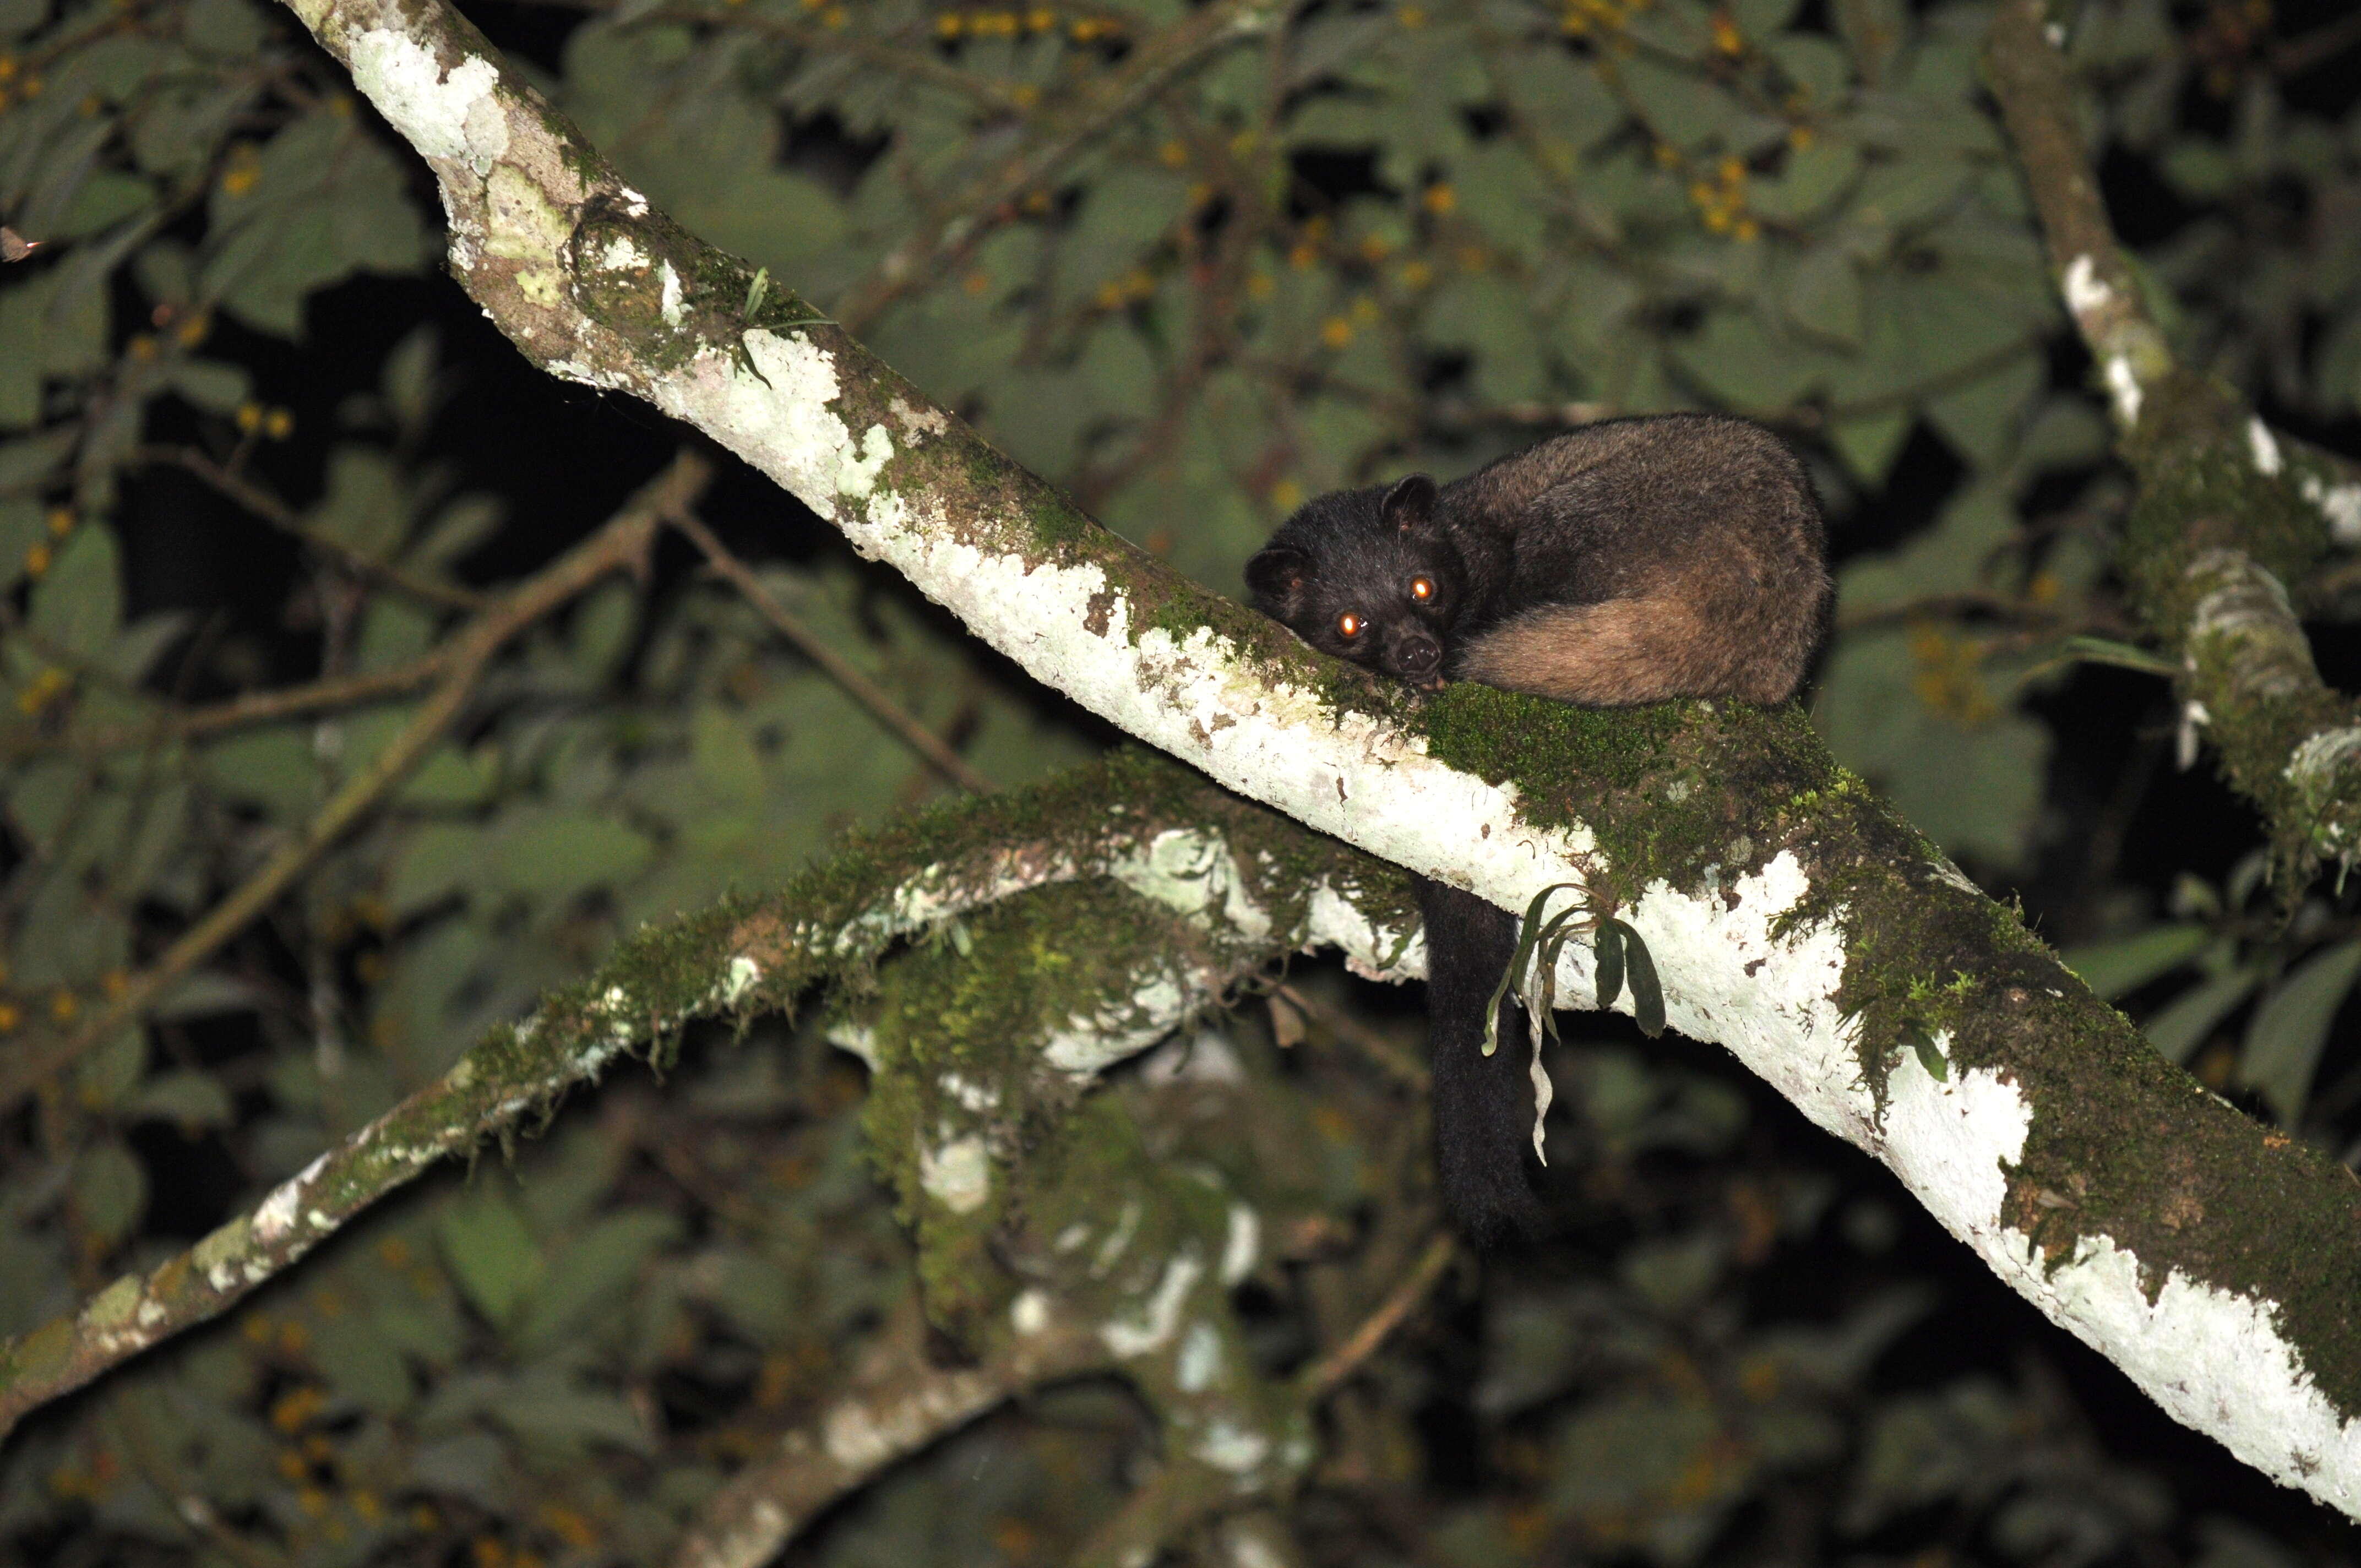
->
1395, 634, 1441, 676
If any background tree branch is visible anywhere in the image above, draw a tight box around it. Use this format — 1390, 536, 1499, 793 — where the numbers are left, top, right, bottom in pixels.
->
1987, 0, 2361, 883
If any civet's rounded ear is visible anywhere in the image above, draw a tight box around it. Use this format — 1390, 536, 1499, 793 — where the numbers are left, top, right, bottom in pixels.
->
1245, 545, 1313, 612
1383, 473, 1439, 532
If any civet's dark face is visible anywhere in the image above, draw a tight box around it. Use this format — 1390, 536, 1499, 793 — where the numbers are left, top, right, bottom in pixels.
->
1245, 475, 1464, 687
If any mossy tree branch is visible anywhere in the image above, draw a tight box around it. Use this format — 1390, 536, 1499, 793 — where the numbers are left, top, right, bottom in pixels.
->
267, 0, 2361, 1518
1986, 0, 2361, 882
0, 752, 1411, 1444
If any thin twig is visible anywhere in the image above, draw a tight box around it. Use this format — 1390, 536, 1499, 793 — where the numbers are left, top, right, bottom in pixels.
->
673, 1300, 1107, 1568
11, 654, 451, 760
0, 453, 708, 1115
1297, 1231, 1457, 1398
139, 445, 491, 613
1272, 982, 1428, 1091
667, 510, 995, 793
2273, 8, 2361, 78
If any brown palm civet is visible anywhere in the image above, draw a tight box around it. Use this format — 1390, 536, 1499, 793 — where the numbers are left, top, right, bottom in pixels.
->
1245, 413, 1831, 1244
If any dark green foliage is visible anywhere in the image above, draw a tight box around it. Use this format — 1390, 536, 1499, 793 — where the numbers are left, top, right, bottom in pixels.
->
1, 0, 2359, 1564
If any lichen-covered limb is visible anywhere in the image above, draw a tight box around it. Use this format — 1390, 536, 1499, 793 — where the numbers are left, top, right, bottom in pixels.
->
277, 0, 2361, 1515
671, 1300, 1108, 1568
0, 751, 1408, 1442
0, 976, 628, 1441
1985, 0, 2361, 878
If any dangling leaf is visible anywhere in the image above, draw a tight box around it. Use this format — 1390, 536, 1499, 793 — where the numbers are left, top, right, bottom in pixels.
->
1905, 1029, 1949, 1081
1527, 901, 1596, 1044
1484, 882, 1585, 1058
1617, 920, 1667, 1038
1595, 919, 1626, 1011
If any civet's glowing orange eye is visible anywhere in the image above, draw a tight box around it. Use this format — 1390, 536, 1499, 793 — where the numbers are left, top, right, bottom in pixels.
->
1410, 576, 1434, 602
1337, 613, 1363, 638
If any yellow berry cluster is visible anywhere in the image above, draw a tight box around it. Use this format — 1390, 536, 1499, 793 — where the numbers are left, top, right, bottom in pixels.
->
1560, 0, 1650, 36
220, 141, 261, 198
1687, 155, 1760, 241
0, 55, 43, 114
236, 402, 297, 439
935, 7, 1119, 40
1907, 622, 2001, 726
16, 505, 76, 588
1090, 268, 1157, 310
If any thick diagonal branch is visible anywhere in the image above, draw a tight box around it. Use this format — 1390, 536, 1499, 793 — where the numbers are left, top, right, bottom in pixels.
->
272, 0, 2361, 1518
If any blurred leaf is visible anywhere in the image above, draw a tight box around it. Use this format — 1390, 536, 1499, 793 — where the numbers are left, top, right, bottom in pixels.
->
202, 104, 430, 336
489, 808, 655, 901
70, 1138, 148, 1246
2144, 967, 2259, 1066
202, 724, 316, 814
73, 1027, 145, 1109
1751, 137, 1862, 221
2240, 939, 2361, 1123
516, 1209, 682, 1353
183, 0, 269, 58
2061, 924, 2210, 1001
29, 520, 120, 658
1815, 623, 2048, 870
1843, 1379, 2015, 1532
438, 1193, 542, 1328
128, 1069, 235, 1129
1787, 244, 1864, 346
150, 969, 263, 1021
164, 359, 251, 415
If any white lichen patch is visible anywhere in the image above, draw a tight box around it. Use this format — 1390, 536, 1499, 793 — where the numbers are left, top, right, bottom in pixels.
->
1090, 1201, 1141, 1275
717, 954, 762, 1007
595, 236, 648, 273
1622, 853, 1864, 1144
1193, 1419, 1272, 1474
2287, 727, 2361, 799
252, 1152, 332, 1245
659, 262, 684, 327
918, 1134, 992, 1215
2063, 255, 2114, 322
1109, 829, 1272, 943
822, 1376, 995, 1469
825, 1020, 879, 1069
1872, 1038, 2361, 1516
1042, 970, 1194, 1076
1220, 1202, 1259, 1286
1011, 1289, 1052, 1336
1101, 1249, 1203, 1357
940, 1072, 999, 1113
2302, 473, 2361, 547
1878, 1040, 2028, 1237
1990, 1232, 2361, 1513
480, 165, 570, 302
2249, 418, 2284, 476
1304, 880, 1422, 979
345, 34, 505, 174
889, 396, 949, 440
837, 424, 894, 497
2106, 355, 2143, 427
1176, 1321, 1223, 1392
